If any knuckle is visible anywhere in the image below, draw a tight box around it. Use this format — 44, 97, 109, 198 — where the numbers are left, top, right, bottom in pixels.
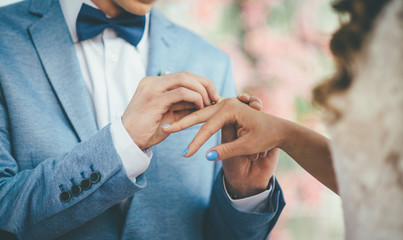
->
176, 122, 185, 130
139, 77, 156, 90
243, 140, 254, 152
196, 98, 203, 108
199, 124, 216, 136
223, 98, 238, 108
190, 139, 202, 149
182, 71, 192, 76
144, 76, 155, 83
206, 79, 215, 89
138, 78, 147, 88
178, 71, 191, 81
178, 74, 190, 85
221, 145, 233, 159
177, 87, 187, 96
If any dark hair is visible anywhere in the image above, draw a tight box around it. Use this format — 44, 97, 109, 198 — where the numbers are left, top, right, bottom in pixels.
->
312, 0, 391, 122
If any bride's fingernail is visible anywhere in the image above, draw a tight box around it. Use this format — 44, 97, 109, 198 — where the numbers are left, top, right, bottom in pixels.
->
161, 124, 171, 129
206, 151, 218, 161
182, 147, 189, 156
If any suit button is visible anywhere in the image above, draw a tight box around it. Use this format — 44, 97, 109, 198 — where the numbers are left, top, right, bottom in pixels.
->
71, 184, 82, 197
90, 172, 101, 184
80, 178, 92, 190
60, 190, 71, 203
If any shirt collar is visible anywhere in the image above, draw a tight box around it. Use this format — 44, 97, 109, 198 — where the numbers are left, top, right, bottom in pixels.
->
59, 0, 150, 45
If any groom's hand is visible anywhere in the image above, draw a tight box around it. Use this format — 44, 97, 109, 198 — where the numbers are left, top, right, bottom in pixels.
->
221, 94, 278, 198
122, 71, 219, 150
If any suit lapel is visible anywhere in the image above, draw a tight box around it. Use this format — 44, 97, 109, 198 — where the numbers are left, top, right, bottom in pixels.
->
28, 0, 97, 141
146, 8, 175, 77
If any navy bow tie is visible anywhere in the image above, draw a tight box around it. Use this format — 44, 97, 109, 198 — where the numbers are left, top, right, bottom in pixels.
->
76, 4, 146, 46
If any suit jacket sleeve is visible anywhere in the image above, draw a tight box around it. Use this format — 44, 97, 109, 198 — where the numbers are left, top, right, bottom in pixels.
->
204, 57, 286, 239
0, 88, 145, 240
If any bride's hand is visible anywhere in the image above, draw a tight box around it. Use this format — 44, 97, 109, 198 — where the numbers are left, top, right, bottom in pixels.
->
163, 94, 288, 197
163, 96, 287, 160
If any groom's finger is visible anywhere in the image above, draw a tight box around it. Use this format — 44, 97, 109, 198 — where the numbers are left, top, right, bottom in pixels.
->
157, 71, 218, 106
170, 102, 197, 111
162, 104, 219, 133
238, 93, 262, 111
172, 109, 197, 122
181, 71, 220, 103
237, 93, 250, 103
249, 96, 262, 111
160, 87, 204, 109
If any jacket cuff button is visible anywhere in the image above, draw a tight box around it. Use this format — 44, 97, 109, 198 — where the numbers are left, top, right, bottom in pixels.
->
71, 184, 82, 197
90, 172, 101, 184
60, 190, 71, 203
80, 178, 92, 190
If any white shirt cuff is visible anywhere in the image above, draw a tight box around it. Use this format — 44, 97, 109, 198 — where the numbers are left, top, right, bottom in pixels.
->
223, 175, 273, 213
110, 118, 152, 183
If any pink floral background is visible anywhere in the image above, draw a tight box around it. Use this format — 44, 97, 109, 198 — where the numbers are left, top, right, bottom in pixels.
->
157, 0, 344, 239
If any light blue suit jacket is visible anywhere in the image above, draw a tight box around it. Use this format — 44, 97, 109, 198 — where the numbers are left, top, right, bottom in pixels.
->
0, 0, 285, 239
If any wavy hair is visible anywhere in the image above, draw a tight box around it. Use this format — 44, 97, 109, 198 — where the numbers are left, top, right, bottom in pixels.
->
312, 0, 391, 122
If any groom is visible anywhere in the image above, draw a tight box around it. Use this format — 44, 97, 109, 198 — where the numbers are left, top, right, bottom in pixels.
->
0, 0, 285, 239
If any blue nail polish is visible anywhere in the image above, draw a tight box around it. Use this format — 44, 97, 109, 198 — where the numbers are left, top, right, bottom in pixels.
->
182, 147, 189, 156
161, 123, 171, 129
206, 151, 218, 161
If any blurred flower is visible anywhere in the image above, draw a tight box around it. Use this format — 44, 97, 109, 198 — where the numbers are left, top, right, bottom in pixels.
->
219, 39, 255, 91
240, 0, 271, 29
190, 0, 232, 32
295, 0, 334, 53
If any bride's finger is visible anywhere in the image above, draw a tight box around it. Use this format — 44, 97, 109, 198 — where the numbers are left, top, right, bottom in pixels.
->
249, 96, 262, 111
162, 104, 219, 133
183, 106, 233, 157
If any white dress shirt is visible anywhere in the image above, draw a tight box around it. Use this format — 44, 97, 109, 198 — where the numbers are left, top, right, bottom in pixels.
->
59, 0, 270, 213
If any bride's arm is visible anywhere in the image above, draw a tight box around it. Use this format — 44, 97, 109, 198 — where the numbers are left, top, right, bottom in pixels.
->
279, 118, 338, 193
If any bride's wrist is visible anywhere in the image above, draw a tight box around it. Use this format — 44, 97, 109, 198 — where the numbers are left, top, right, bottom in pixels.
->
274, 117, 295, 151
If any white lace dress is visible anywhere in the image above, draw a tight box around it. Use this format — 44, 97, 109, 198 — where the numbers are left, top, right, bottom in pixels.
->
327, 0, 403, 239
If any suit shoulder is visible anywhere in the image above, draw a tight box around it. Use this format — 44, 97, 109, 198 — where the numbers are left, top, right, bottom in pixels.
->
153, 9, 230, 64
0, 0, 31, 23
171, 23, 230, 61
0, 0, 37, 34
